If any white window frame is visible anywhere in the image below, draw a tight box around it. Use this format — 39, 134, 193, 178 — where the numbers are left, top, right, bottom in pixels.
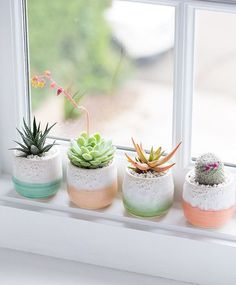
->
44, 1, 236, 170
1, 0, 236, 177
1, 0, 236, 284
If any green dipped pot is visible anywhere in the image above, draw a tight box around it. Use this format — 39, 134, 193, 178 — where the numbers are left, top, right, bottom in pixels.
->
122, 168, 174, 218
12, 147, 62, 199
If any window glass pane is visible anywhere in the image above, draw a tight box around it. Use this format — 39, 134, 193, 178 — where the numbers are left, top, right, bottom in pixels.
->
28, 0, 174, 149
192, 9, 236, 164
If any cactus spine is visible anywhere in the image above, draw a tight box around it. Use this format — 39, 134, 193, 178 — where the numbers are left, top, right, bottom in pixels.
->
194, 153, 225, 186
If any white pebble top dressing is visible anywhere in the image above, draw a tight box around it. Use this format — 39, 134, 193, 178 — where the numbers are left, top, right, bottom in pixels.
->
129, 169, 165, 179
183, 170, 236, 210
13, 148, 62, 184
67, 161, 117, 191
122, 169, 174, 208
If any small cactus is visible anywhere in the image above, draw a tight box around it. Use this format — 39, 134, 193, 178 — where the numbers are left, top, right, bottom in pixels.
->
68, 132, 116, 169
194, 153, 225, 185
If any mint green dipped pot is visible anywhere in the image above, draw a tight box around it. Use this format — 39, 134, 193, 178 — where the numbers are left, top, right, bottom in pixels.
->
122, 168, 174, 218
12, 147, 62, 199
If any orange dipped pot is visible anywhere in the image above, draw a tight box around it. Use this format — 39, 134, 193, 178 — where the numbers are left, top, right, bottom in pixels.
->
182, 171, 236, 229
67, 161, 118, 209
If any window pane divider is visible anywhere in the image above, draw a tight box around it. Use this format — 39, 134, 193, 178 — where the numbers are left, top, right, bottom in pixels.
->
172, 2, 195, 172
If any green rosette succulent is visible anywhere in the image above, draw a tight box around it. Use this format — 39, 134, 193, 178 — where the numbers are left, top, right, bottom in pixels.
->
68, 132, 116, 169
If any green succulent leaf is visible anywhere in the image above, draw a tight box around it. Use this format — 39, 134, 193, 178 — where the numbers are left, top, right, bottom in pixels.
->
41, 141, 56, 154
33, 117, 37, 137
77, 136, 86, 146
126, 138, 181, 174
82, 153, 93, 161
148, 147, 152, 161
13, 140, 29, 152
94, 133, 101, 142
68, 132, 116, 169
11, 117, 56, 157
9, 147, 30, 155
80, 132, 88, 139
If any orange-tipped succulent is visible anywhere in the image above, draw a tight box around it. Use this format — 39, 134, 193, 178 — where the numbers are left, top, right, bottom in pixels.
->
125, 138, 181, 174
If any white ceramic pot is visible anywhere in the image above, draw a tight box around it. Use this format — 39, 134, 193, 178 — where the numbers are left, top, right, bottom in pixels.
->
122, 169, 174, 217
182, 170, 236, 228
12, 147, 62, 198
67, 161, 118, 209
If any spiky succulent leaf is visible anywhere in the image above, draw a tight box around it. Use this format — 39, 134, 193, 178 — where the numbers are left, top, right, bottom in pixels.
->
126, 139, 181, 174
154, 147, 162, 160
10, 117, 56, 157
68, 132, 116, 169
149, 147, 154, 161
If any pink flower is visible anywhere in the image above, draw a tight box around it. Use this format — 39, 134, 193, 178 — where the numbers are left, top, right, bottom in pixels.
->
37, 79, 46, 88
50, 81, 56, 89
205, 165, 210, 171
204, 162, 219, 172
32, 75, 38, 81
44, 70, 51, 77
213, 162, 219, 169
57, 87, 63, 96
31, 76, 39, 88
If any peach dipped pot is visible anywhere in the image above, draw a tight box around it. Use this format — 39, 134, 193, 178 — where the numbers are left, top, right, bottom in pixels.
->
67, 161, 118, 209
182, 171, 236, 229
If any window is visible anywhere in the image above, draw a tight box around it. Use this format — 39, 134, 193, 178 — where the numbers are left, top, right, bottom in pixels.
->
0, 0, 236, 190
1, 0, 236, 201
1, 2, 236, 283
192, 8, 236, 165
1, 0, 236, 258
28, 0, 175, 150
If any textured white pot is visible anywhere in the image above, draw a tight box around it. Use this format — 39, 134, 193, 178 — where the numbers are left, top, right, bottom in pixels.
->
182, 170, 236, 228
12, 147, 62, 198
67, 161, 118, 209
122, 169, 174, 217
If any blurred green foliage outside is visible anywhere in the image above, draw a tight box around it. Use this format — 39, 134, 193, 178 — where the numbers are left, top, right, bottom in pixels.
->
28, 0, 128, 119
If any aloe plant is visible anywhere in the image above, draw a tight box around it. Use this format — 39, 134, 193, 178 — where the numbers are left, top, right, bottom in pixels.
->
11, 117, 56, 157
68, 132, 116, 169
126, 138, 181, 173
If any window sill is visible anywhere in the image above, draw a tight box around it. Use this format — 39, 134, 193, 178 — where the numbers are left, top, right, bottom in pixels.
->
0, 174, 236, 285
1, 174, 236, 243
0, 172, 236, 242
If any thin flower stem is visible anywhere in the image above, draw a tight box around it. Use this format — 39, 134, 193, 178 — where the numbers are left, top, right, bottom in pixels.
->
62, 89, 90, 135
37, 74, 90, 135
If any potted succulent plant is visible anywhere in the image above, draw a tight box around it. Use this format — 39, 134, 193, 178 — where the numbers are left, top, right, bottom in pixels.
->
32, 71, 118, 209
67, 132, 117, 209
122, 139, 181, 218
11, 117, 62, 198
182, 153, 236, 228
